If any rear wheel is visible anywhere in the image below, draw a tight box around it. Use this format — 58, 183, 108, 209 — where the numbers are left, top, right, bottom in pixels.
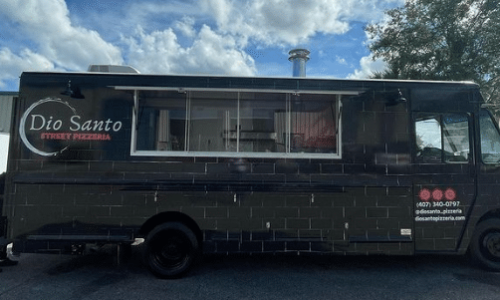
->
144, 222, 199, 279
470, 219, 500, 271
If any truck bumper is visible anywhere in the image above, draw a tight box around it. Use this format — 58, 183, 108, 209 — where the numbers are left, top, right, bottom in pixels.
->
0, 216, 7, 247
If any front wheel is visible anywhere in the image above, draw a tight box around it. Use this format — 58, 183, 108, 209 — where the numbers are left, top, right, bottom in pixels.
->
470, 219, 500, 271
144, 222, 199, 279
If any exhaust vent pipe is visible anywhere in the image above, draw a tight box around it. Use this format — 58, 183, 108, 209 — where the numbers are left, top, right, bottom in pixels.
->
288, 49, 310, 77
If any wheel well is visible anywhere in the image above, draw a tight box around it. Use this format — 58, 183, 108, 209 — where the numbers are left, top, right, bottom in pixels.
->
477, 209, 500, 225
139, 212, 202, 246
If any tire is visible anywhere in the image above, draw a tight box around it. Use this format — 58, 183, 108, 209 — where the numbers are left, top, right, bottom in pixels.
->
144, 222, 199, 279
470, 219, 500, 271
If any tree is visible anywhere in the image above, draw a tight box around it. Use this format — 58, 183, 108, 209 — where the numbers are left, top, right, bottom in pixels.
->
366, 0, 500, 106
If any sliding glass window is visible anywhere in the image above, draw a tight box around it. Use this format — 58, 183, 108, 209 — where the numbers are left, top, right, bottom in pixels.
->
135, 90, 186, 152
132, 89, 341, 159
290, 94, 338, 154
188, 91, 238, 152
238, 92, 287, 154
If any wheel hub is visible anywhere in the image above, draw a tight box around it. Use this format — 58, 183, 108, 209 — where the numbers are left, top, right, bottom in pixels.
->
484, 232, 500, 258
162, 240, 185, 260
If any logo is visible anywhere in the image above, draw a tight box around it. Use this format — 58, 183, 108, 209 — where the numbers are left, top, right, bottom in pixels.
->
20, 97, 123, 157
418, 187, 457, 202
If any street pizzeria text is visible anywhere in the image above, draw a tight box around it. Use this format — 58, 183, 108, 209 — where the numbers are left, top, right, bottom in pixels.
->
41, 132, 112, 141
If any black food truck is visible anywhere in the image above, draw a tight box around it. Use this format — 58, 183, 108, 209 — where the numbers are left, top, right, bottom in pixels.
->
1, 71, 500, 278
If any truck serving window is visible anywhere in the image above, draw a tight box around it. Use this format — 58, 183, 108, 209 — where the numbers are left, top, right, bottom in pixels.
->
132, 90, 342, 159
479, 110, 500, 164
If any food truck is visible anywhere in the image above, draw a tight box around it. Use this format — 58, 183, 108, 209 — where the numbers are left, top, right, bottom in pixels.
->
1, 71, 500, 278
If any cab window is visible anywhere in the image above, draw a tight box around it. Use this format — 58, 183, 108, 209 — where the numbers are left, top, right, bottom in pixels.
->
479, 110, 500, 164
415, 113, 470, 163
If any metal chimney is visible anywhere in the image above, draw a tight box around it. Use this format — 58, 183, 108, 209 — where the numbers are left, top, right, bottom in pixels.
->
288, 48, 310, 77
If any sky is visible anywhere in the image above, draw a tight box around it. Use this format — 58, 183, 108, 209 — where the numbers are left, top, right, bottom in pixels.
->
0, 0, 405, 171
0, 0, 405, 91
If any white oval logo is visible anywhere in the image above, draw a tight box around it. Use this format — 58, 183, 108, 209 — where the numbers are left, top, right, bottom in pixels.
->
20, 98, 76, 157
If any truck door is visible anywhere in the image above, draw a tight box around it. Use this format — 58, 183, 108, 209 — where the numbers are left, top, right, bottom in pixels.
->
413, 113, 475, 251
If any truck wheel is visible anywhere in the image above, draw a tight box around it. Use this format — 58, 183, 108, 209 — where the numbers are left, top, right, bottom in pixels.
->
470, 219, 500, 271
144, 222, 199, 279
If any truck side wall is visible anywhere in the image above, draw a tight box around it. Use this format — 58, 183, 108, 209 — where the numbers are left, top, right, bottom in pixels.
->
4, 73, 485, 255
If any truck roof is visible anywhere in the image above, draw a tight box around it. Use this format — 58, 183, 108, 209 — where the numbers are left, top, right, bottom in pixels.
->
19, 71, 480, 91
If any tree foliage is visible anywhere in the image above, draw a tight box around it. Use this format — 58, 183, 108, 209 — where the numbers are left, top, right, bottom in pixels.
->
366, 0, 500, 105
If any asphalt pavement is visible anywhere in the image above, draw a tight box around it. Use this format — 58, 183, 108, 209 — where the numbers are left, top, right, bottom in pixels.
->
1, 245, 500, 300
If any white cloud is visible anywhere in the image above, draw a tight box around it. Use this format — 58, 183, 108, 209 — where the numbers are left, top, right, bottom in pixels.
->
338, 0, 405, 22
91, 1, 204, 37
200, 0, 404, 46
336, 56, 348, 65
0, 0, 122, 71
348, 55, 388, 79
0, 48, 55, 89
201, 0, 346, 46
175, 16, 197, 38
123, 25, 256, 76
